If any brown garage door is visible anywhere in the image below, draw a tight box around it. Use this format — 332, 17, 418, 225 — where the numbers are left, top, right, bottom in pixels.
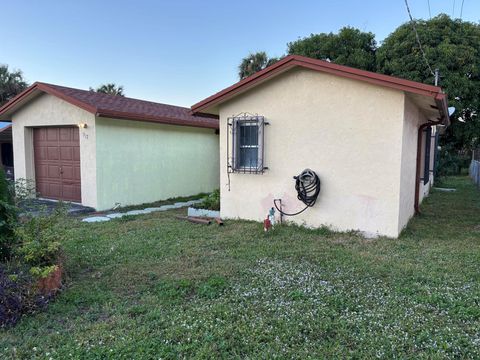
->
33, 127, 81, 202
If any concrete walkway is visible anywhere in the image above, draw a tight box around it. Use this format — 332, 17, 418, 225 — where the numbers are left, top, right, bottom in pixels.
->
82, 199, 202, 223
21, 199, 95, 217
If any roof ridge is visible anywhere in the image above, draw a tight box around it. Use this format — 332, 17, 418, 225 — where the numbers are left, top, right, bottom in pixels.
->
191, 54, 447, 120
37, 82, 193, 111
0, 82, 219, 129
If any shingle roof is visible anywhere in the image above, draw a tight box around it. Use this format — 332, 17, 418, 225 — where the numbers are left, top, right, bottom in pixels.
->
0, 82, 219, 129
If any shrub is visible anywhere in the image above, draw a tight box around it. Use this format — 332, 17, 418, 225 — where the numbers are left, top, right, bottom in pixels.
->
15, 207, 67, 278
197, 189, 220, 211
0, 264, 49, 328
12, 178, 37, 206
0, 167, 18, 261
437, 147, 471, 177
0, 266, 23, 327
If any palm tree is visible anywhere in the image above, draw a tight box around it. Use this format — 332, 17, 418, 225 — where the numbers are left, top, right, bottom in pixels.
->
90, 83, 125, 96
238, 52, 279, 80
0, 65, 28, 106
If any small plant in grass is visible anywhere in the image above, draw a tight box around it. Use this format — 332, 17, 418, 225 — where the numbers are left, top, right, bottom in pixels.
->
197, 189, 220, 211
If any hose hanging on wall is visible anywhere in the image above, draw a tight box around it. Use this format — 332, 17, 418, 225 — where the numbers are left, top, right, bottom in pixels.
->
274, 169, 321, 216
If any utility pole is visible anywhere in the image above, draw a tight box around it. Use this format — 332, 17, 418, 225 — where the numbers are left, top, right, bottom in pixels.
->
434, 68, 440, 86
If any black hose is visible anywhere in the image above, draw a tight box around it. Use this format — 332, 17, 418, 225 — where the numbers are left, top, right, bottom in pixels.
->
274, 169, 321, 216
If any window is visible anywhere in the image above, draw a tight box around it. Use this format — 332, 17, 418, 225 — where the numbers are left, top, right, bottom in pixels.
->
1, 143, 13, 167
236, 120, 259, 168
227, 114, 267, 174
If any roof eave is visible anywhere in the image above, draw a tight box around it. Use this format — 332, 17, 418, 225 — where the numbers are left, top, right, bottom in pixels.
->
0, 82, 98, 120
190, 55, 448, 121
96, 110, 219, 130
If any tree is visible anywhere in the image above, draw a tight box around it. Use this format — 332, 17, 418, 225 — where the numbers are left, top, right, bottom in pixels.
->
287, 27, 377, 71
238, 52, 279, 80
0, 167, 17, 260
90, 83, 125, 96
377, 14, 480, 153
0, 65, 28, 106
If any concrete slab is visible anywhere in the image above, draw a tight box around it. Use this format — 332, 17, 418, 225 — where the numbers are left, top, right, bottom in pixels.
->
82, 216, 111, 223
125, 210, 150, 216
105, 213, 126, 219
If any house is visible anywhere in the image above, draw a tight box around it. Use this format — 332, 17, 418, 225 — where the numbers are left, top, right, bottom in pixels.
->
0, 83, 219, 210
191, 55, 449, 237
0, 124, 14, 179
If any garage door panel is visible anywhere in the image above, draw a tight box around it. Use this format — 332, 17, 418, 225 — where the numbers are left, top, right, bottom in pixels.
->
62, 184, 81, 202
59, 128, 73, 141
46, 128, 59, 141
35, 147, 47, 160
47, 165, 61, 178
36, 182, 48, 196
47, 146, 60, 160
74, 166, 81, 180
35, 164, 49, 178
34, 127, 81, 203
61, 164, 81, 182
61, 165, 75, 181
60, 146, 73, 160
73, 147, 80, 161
47, 183, 62, 199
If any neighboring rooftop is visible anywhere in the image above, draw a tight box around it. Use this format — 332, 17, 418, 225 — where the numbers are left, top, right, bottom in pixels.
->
0, 82, 218, 129
0, 124, 12, 142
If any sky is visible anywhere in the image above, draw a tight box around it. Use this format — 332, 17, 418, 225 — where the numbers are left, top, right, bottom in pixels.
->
2, 0, 479, 107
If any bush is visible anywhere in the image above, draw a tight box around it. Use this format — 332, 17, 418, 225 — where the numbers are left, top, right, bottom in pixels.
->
0, 167, 18, 261
437, 147, 471, 177
0, 264, 49, 328
15, 207, 67, 278
197, 189, 220, 210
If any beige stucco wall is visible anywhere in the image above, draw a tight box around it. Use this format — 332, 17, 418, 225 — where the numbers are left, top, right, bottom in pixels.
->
218, 68, 407, 237
11, 94, 97, 207
95, 117, 219, 211
398, 96, 426, 232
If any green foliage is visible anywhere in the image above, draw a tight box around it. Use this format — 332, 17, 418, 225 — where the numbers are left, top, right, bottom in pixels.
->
197, 189, 220, 210
15, 207, 67, 277
288, 27, 377, 71
89, 83, 125, 96
238, 52, 280, 79
436, 144, 471, 177
0, 64, 28, 106
0, 167, 18, 261
377, 14, 480, 153
12, 178, 37, 206
29, 265, 59, 279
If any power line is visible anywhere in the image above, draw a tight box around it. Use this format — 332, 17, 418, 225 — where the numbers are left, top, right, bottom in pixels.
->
404, 0, 436, 77
427, 0, 431, 19
460, 0, 465, 19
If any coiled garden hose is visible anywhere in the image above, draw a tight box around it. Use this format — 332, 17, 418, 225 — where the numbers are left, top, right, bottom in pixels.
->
274, 169, 321, 216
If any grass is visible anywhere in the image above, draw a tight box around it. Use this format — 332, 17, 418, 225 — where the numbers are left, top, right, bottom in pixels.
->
104, 192, 208, 213
1, 177, 479, 359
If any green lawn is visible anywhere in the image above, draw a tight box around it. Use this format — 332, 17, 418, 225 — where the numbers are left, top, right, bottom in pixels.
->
1, 177, 479, 359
